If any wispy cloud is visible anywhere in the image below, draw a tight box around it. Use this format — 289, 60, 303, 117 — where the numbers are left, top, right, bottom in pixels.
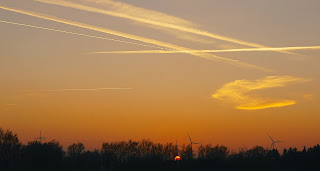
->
19, 88, 132, 92
36, 0, 296, 56
0, 5, 269, 72
303, 94, 314, 101
0, 20, 167, 50
3, 104, 17, 106
1, 104, 17, 111
89, 45, 320, 54
212, 76, 310, 110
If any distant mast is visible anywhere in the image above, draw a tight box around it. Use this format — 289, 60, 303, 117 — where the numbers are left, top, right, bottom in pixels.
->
35, 131, 46, 143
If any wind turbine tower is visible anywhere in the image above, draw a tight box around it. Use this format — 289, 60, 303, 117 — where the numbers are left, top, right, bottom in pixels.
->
175, 140, 183, 153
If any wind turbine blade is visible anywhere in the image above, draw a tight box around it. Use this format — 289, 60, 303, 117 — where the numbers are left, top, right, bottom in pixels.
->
267, 133, 274, 142
193, 142, 200, 144
243, 144, 248, 150
187, 132, 192, 142
275, 141, 284, 143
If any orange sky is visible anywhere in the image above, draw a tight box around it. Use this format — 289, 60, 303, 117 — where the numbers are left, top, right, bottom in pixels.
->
1, 0, 320, 152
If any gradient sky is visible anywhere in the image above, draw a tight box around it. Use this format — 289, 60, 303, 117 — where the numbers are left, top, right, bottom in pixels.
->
1, 0, 320, 152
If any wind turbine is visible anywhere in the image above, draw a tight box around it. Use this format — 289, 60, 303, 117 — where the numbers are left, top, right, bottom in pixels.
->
35, 131, 46, 143
267, 133, 283, 150
187, 132, 199, 152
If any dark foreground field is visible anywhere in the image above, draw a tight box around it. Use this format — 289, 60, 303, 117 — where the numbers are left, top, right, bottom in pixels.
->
1, 128, 319, 171
117, 159, 320, 171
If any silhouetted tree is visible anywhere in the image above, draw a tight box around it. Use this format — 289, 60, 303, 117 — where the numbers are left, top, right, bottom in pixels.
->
22, 140, 65, 171
203, 144, 229, 160
247, 146, 268, 159
81, 149, 100, 170
198, 144, 205, 160
67, 142, 85, 159
267, 149, 280, 160
101, 143, 117, 171
180, 145, 193, 160
2, 128, 320, 171
307, 144, 320, 160
0, 128, 22, 171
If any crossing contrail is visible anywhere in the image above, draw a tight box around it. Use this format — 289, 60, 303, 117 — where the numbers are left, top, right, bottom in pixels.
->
35, 0, 296, 56
0, 20, 168, 50
0, 5, 270, 72
89, 45, 320, 54
0, 5, 171, 50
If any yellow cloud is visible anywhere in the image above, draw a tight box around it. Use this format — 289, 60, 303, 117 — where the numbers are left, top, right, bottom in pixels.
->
237, 100, 296, 110
212, 76, 310, 110
0, 5, 269, 71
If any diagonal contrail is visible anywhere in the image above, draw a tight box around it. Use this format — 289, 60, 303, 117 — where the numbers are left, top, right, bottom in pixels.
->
35, 0, 296, 56
0, 5, 271, 72
0, 20, 168, 50
89, 45, 320, 54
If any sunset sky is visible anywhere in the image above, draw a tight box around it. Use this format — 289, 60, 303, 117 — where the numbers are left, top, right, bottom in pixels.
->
1, 0, 320, 152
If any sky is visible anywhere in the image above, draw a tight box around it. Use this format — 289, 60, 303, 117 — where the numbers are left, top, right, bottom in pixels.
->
0, 0, 320, 152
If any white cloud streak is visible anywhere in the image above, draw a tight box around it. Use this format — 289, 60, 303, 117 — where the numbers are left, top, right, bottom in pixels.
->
89, 45, 320, 54
0, 5, 269, 72
36, 0, 296, 56
0, 20, 167, 50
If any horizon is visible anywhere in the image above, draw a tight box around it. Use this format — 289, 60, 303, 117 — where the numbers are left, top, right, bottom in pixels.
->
2, 127, 319, 154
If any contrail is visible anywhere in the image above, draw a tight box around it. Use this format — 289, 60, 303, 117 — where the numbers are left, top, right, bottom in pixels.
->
3, 104, 17, 106
89, 45, 320, 54
19, 88, 132, 92
0, 20, 168, 50
35, 0, 296, 56
0, 5, 270, 72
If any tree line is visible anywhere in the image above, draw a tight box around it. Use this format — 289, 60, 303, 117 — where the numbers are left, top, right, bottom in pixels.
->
1, 128, 319, 171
